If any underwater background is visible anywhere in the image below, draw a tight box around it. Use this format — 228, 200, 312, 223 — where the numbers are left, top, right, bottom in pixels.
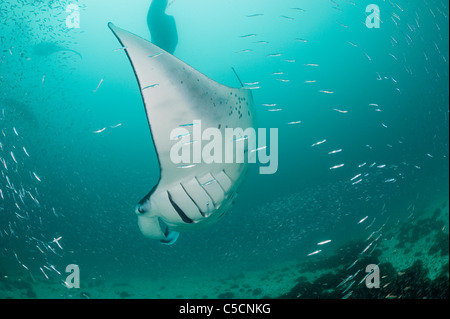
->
0, 0, 448, 299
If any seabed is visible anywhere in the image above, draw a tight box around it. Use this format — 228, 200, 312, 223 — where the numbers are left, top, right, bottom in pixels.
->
1, 195, 448, 299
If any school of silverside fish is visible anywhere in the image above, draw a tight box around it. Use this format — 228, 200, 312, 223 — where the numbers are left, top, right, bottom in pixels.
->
1, 0, 87, 284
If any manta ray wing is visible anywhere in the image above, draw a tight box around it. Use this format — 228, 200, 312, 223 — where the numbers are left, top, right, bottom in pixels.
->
109, 23, 255, 244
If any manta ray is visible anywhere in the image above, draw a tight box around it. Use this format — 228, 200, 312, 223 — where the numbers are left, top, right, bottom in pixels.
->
32, 42, 82, 59
0, 97, 38, 127
108, 23, 255, 245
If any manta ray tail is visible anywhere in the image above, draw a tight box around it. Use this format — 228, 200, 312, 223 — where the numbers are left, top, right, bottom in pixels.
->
231, 67, 244, 88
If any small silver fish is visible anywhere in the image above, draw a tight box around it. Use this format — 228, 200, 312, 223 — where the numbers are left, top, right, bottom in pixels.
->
312, 139, 327, 147
307, 250, 322, 256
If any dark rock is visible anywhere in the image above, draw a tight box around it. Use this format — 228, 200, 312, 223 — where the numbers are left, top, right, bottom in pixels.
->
118, 291, 131, 299
26, 289, 37, 298
252, 288, 262, 296
218, 292, 234, 299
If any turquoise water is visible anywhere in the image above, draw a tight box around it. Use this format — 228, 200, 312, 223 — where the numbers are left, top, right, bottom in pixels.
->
0, 0, 448, 299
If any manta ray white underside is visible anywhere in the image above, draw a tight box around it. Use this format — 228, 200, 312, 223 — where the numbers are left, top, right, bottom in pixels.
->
108, 23, 255, 245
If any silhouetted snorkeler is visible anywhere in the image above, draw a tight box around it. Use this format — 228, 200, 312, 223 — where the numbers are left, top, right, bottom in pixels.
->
147, 0, 178, 55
